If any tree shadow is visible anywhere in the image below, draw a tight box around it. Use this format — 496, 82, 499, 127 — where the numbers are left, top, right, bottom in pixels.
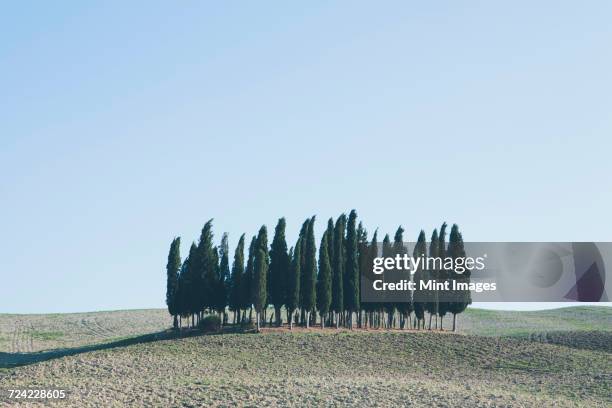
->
1, 326, 256, 369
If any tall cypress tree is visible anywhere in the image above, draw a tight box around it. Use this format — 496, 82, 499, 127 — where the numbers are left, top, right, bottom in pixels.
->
382, 234, 395, 328
356, 222, 368, 328
393, 226, 412, 329
317, 230, 332, 328
252, 226, 269, 332
269, 218, 290, 326
363, 229, 379, 328
447, 224, 471, 331
331, 214, 346, 327
286, 242, 301, 329
166, 237, 181, 329
437, 222, 449, 328
300, 217, 317, 328
425, 229, 439, 330
326, 218, 334, 270
228, 234, 245, 323
197, 220, 216, 317
344, 210, 359, 329
216, 233, 230, 321
184, 242, 199, 326
412, 230, 427, 329
244, 236, 257, 320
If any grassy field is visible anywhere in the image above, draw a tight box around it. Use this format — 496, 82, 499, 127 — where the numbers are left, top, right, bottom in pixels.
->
0, 306, 610, 407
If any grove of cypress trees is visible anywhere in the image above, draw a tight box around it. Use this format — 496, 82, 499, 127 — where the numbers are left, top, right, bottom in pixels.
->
269, 218, 290, 326
286, 242, 301, 329
229, 234, 245, 323
412, 230, 427, 329
447, 224, 471, 332
426, 229, 439, 330
317, 230, 332, 328
331, 214, 345, 327
344, 210, 359, 329
301, 217, 317, 328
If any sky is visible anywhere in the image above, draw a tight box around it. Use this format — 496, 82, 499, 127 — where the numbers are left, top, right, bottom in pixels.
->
1, 1, 611, 313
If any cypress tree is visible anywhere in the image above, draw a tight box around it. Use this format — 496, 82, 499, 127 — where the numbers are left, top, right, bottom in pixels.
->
252, 226, 269, 332
356, 222, 368, 328
251, 225, 270, 331
447, 224, 471, 332
197, 220, 216, 318
300, 217, 317, 328
425, 229, 439, 330
393, 227, 412, 329
437, 222, 449, 329
363, 229, 379, 328
253, 249, 267, 332
184, 242, 199, 327
286, 242, 301, 329
326, 218, 334, 269
412, 230, 427, 329
269, 218, 290, 326
216, 233, 230, 322
166, 237, 181, 329
331, 214, 346, 327
244, 236, 257, 321
228, 234, 245, 323
317, 230, 332, 328
344, 210, 359, 329
382, 234, 395, 328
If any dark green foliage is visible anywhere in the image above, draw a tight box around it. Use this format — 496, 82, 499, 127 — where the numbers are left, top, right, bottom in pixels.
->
244, 236, 257, 311
199, 315, 221, 332
393, 227, 413, 318
412, 230, 427, 323
344, 210, 359, 313
331, 214, 346, 314
300, 217, 317, 314
253, 248, 268, 313
228, 234, 245, 314
166, 237, 181, 320
382, 234, 395, 319
425, 229, 439, 319
326, 218, 334, 269
317, 231, 332, 319
182, 243, 199, 317
214, 233, 230, 314
269, 218, 290, 320
252, 226, 269, 313
286, 242, 301, 314
197, 220, 216, 313
447, 224, 471, 328
437, 222, 449, 319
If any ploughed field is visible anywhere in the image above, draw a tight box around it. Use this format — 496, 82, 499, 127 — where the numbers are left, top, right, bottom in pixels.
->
0, 307, 610, 407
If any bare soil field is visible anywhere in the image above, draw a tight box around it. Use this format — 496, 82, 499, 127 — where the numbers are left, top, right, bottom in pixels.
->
0, 307, 610, 407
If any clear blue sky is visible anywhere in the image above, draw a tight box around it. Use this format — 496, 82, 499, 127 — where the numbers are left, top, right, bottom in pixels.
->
1, 1, 611, 313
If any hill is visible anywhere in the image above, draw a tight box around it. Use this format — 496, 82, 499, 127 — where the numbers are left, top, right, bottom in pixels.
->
0, 307, 610, 407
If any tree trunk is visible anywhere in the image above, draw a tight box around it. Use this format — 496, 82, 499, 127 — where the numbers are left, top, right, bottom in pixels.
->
452, 313, 457, 332
306, 311, 310, 329
256, 312, 260, 332
321, 314, 325, 329
440, 315, 443, 330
